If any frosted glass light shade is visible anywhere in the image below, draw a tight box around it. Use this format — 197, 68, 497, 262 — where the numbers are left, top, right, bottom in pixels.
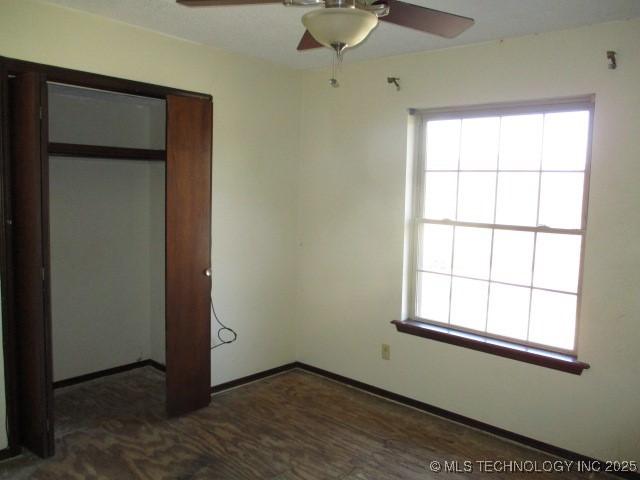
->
302, 8, 378, 49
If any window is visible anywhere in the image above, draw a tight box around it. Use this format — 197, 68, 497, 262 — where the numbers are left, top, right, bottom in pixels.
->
409, 98, 593, 355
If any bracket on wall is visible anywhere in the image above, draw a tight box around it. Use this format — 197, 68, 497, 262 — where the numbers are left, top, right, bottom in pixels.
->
606, 50, 617, 70
387, 77, 400, 91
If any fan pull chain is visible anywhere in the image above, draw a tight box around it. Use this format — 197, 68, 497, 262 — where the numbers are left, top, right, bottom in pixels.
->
330, 51, 340, 88
329, 46, 345, 88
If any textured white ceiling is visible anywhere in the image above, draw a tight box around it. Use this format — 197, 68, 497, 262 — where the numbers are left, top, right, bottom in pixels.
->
43, 0, 640, 69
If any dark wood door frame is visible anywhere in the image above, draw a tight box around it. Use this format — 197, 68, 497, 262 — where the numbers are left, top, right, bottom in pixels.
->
7, 72, 55, 457
39, 77, 55, 458
0, 56, 213, 458
0, 60, 21, 458
1, 56, 211, 101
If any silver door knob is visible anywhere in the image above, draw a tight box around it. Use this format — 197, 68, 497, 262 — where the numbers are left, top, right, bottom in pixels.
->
204, 268, 212, 277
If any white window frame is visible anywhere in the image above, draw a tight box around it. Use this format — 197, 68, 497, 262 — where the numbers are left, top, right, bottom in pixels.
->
409, 96, 594, 356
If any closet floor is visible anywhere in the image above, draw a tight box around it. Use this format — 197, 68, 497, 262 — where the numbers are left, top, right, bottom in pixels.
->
0, 367, 614, 479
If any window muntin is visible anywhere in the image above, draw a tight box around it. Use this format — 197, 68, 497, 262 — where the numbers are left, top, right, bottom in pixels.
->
412, 100, 592, 354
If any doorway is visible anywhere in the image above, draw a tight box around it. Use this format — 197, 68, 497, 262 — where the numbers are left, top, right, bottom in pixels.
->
0, 57, 213, 459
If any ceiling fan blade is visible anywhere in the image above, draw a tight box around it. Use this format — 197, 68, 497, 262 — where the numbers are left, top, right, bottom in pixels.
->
177, 0, 280, 6
297, 30, 323, 51
378, 0, 474, 38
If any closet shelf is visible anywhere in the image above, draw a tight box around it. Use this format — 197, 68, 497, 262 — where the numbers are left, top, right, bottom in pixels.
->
48, 142, 166, 161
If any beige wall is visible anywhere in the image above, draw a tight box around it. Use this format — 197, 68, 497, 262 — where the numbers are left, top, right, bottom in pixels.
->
297, 20, 640, 461
0, 0, 300, 449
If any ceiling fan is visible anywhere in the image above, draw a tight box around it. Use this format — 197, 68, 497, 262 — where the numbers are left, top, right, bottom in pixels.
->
177, 0, 474, 55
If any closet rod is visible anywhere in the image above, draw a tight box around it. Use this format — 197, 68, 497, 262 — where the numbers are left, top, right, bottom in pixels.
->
48, 142, 166, 161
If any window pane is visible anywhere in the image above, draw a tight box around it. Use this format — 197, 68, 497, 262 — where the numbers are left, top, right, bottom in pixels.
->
415, 105, 589, 352
457, 172, 496, 223
426, 119, 461, 170
529, 290, 577, 350
495, 172, 539, 226
538, 173, 584, 229
542, 111, 590, 171
453, 226, 492, 279
533, 233, 581, 293
498, 114, 543, 170
491, 230, 534, 286
420, 224, 453, 274
487, 283, 530, 340
459, 117, 500, 171
424, 172, 457, 220
417, 272, 451, 323
450, 277, 488, 331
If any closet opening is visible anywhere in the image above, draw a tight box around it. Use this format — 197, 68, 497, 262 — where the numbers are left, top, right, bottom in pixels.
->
1, 57, 213, 459
50, 82, 167, 453
47, 82, 167, 386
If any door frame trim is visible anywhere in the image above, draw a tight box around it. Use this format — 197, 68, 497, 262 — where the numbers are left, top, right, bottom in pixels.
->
1, 56, 211, 101
0, 58, 20, 458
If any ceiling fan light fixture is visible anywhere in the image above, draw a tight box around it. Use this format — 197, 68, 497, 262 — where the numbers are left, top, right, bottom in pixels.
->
302, 8, 378, 51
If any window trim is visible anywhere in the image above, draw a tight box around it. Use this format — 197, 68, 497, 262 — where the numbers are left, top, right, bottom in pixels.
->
407, 96, 595, 358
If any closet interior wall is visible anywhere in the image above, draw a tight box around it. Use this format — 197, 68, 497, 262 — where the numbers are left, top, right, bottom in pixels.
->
48, 84, 165, 382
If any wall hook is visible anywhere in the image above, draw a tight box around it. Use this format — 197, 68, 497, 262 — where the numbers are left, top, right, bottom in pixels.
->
387, 77, 400, 91
607, 51, 617, 70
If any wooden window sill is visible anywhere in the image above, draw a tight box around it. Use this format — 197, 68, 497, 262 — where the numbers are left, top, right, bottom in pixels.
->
391, 320, 590, 375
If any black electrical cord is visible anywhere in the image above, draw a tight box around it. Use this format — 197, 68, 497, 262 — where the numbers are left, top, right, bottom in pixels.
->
210, 298, 237, 349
